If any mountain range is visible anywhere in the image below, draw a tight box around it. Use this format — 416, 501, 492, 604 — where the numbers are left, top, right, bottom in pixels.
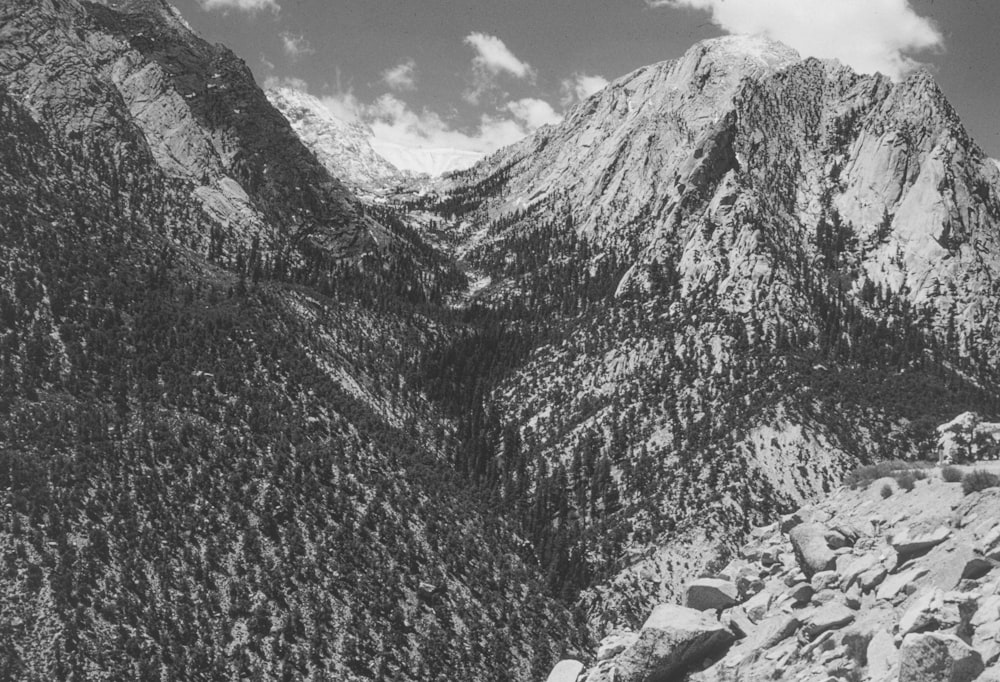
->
1, 1, 1000, 680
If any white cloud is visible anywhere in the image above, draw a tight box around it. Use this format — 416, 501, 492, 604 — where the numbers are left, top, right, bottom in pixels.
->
319, 91, 366, 125
264, 75, 308, 91
280, 32, 314, 60
313, 90, 558, 155
383, 60, 418, 92
464, 32, 535, 79
198, 0, 279, 13
561, 73, 610, 107
366, 94, 527, 154
506, 98, 563, 130
648, 0, 942, 80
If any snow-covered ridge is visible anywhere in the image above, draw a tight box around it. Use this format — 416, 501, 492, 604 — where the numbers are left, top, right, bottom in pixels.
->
370, 139, 483, 177
268, 86, 484, 187
267, 87, 410, 191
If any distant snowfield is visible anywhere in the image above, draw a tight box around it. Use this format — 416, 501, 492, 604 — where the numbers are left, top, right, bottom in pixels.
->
371, 139, 483, 176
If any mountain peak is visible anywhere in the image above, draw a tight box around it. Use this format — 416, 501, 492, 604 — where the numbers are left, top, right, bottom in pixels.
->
689, 34, 801, 69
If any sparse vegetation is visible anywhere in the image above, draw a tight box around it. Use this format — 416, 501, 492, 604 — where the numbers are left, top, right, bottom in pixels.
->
844, 460, 933, 490
962, 469, 1000, 496
941, 465, 964, 483
880, 484, 894, 499
895, 471, 918, 492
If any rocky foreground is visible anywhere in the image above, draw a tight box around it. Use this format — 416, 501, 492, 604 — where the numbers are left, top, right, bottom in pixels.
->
547, 464, 1000, 681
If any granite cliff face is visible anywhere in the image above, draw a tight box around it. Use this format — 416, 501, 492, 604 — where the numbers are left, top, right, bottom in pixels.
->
0, 0, 395, 268
425, 36, 1000, 634
448, 35, 1000, 349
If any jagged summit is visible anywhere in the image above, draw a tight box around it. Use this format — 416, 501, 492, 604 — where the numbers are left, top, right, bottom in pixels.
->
683, 34, 801, 69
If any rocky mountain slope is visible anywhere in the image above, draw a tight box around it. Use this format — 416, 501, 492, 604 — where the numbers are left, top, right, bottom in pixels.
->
266, 87, 412, 194
547, 462, 1000, 681
1, 0, 431, 272
413, 34, 1000, 633
266, 86, 484, 185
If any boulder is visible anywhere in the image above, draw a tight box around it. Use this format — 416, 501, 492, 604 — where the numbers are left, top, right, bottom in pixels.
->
722, 607, 755, 639
839, 553, 880, 589
545, 659, 584, 682
898, 632, 984, 682
898, 589, 943, 636
685, 578, 739, 612
789, 523, 836, 578
866, 629, 898, 681
979, 664, 1000, 682
746, 614, 800, 649
844, 583, 862, 610
612, 604, 735, 682
972, 595, 1000, 666
786, 582, 814, 605
743, 590, 772, 622
596, 632, 638, 662
811, 589, 841, 606
890, 524, 951, 558
802, 603, 855, 640
760, 547, 782, 567
962, 556, 997, 581
824, 529, 852, 550
810, 570, 840, 592
978, 524, 1000, 560
858, 564, 889, 592
876, 566, 929, 603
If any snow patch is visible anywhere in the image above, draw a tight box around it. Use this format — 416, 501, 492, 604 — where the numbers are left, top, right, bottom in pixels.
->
371, 139, 483, 177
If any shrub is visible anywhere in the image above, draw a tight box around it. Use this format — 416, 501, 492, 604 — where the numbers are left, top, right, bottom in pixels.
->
880, 484, 893, 499
962, 469, 1000, 496
941, 466, 964, 483
844, 460, 932, 490
895, 472, 917, 492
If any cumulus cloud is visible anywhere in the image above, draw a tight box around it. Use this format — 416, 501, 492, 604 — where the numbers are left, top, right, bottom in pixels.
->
464, 32, 535, 79
506, 98, 563, 130
561, 73, 610, 107
319, 90, 366, 125
314, 90, 557, 155
463, 33, 536, 104
383, 60, 418, 92
365, 94, 526, 154
280, 32, 314, 60
197, 0, 279, 13
647, 0, 942, 80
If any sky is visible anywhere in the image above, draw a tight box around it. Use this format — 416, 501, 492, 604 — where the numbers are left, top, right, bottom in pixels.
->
167, 0, 1000, 159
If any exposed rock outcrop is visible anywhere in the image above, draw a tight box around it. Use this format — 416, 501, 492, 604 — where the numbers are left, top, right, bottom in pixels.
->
586, 605, 735, 682
563, 464, 1000, 682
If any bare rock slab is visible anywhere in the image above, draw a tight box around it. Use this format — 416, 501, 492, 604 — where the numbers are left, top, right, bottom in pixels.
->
790, 523, 837, 578
613, 604, 735, 682
685, 578, 739, 611
891, 524, 952, 558
546, 659, 584, 682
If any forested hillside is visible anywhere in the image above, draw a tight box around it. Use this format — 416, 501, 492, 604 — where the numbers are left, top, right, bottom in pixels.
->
5, 3, 1000, 680
0, 5, 582, 676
